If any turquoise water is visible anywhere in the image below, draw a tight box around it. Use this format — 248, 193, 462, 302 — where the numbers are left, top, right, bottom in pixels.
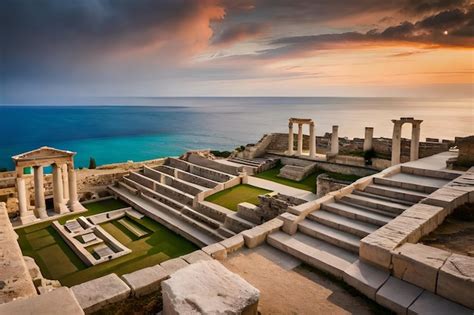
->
1, 97, 472, 170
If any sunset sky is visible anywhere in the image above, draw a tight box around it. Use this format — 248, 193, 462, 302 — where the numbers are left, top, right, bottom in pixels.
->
2, 0, 473, 103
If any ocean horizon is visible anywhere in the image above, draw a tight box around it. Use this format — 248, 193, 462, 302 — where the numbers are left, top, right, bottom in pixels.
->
1, 97, 472, 170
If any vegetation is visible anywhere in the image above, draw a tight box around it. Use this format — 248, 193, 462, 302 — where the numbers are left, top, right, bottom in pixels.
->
0, 167, 7, 172
88, 157, 97, 169
364, 149, 377, 165
253, 164, 361, 193
17, 199, 197, 287
205, 184, 271, 211
210, 150, 232, 158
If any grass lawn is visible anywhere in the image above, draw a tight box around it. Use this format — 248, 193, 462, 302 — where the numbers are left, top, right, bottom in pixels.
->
253, 164, 362, 193
17, 199, 197, 287
205, 184, 271, 211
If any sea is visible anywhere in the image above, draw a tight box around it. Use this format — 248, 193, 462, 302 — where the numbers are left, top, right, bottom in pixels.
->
0, 97, 472, 171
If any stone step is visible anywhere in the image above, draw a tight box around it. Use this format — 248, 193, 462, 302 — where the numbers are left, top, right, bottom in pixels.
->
267, 231, 358, 278
142, 168, 206, 196
108, 186, 219, 247
400, 165, 461, 181
322, 202, 393, 226
180, 207, 221, 230
307, 210, 379, 238
337, 200, 398, 219
364, 184, 428, 203
341, 193, 407, 215
224, 213, 256, 234
216, 226, 236, 238
228, 158, 262, 167
373, 175, 444, 194
298, 219, 360, 253
124, 178, 184, 211
352, 189, 414, 206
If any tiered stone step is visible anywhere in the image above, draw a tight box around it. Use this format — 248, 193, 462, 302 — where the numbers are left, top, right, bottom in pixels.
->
340, 193, 408, 216
142, 168, 206, 196
298, 219, 361, 253
228, 157, 262, 167
363, 184, 428, 203
268, 231, 358, 278
307, 210, 379, 238
321, 202, 393, 226
352, 190, 415, 206
109, 185, 221, 247
374, 172, 449, 194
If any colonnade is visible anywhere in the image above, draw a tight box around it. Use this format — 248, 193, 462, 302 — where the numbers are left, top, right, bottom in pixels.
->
288, 118, 316, 158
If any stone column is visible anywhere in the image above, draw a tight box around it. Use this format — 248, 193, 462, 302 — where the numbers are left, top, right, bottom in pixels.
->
61, 164, 69, 200
331, 125, 339, 154
16, 174, 36, 224
391, 120, 402, 165
33, 166, 47, 219
52, 164, 68, 214
309, 122, 316, 158
297, 123, 303, 156
410, 122, 422, 161
288, 122, 294, 155
68, 164, 85, 212
363, 127, 374, 151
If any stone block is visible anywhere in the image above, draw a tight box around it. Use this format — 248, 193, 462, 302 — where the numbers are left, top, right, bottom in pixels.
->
219, 234, 245, 253
0, 287, 84, 315
423, 187, 469, 213
162, 260, 259, 315
181, 250, 213, 264
359, 227, 406, 269
279, 212, 299, 235
202, 243, 227, 260
437, 254, 474, 309
392, 243, 451, 292
160, 257, 189, 275
241, 218, 283, 248
343, 260, 390, 300
408, 290, 472, 315
375, 276, 423, 314
399, 203, 446, 236
121, 265, 169, 297
71, 273, 130, 314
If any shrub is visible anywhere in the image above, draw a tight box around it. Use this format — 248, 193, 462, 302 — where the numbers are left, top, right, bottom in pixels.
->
88, 157, 97, 169
363, 149, 377, 165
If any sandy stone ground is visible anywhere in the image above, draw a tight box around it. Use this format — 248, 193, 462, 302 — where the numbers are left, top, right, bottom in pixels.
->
222, 246, 387, 315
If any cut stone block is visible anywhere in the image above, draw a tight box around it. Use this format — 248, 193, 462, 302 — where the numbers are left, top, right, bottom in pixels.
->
121, 265, 169, 297
423, 187, 469, 212
181, 250, 213, 264
359, 227, 405, 269
202, 243, 227, 260
375, 276, 423, 314
279, 212, 299, 235
0, 287, 84, 315
437, 253, 474, 309
343, 260, 390, 300
160, 257, 189, 275
392, 243, 451, 292
398, 203, 446, 236
219, 234, 244, 253
162, 260, 259, 315
408, 290, 472, 315
71, 273, 130, 314
241, 218, 283, 248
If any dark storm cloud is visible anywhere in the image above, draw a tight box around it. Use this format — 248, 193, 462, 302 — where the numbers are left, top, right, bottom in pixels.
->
401, 0, 470, 15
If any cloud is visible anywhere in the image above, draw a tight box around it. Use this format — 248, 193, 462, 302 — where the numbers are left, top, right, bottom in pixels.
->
211, 22, 268, 46
401, 0, 470, 15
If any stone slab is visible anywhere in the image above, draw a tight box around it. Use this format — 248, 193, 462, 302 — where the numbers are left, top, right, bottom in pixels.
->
375, 276, 423, 314
71, 273, 130, 314
121, 265, 169, 297
0, 287, 84, 315
202, 243, 227, 260
162, 260, 259, 315
437, 253, 474, 309
408, 290, 472, 315
343, 260, 390, 300
279, 212, 299, 235
241, 218, 283, 248
181, 250, 213, 264
219, 234, 245, 253
392, 243, 451, 292
160, 257, 189, 275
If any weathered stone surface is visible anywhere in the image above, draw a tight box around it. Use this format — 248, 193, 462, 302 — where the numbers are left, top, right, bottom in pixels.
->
392, 243, 451, 292
121, 265, 168, 297
71, 273, 130, 314
162, 260, 260, 315
408, 290, 472, 315
0, 287, 84, 315
423, 187, 469, 212
398, 203, 446, 236
279, 212, 299, 235
437, 253, 474, 309
219, 234, 245, 253
181, 250, 213, 264
359, 226, 406, 269
375, 276, 423, 314
160, 257, 189, 275
343, 260, 390, 300
202, 243, 227, 260
241, 218, 283, 248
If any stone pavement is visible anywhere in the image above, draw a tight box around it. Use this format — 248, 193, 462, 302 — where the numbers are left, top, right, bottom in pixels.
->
247, 177, 317, 201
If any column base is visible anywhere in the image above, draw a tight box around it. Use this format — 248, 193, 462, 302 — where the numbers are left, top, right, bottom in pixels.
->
19, 212, 38, 225
35, 207, 48, 219
54, 203, 70, 214
68, 201, 87, 212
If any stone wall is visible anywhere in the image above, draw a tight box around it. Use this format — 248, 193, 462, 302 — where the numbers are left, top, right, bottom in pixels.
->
316, 174, 349, 198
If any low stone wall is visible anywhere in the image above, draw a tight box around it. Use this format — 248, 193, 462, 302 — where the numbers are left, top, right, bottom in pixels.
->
316, 174, 349, 198
238, 133, 276, 159
176, 169, 219, 189
188, 154, 242, 176
96, 158, 165, 170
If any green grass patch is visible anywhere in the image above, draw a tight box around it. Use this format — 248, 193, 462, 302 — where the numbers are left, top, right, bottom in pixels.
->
253, 165, 323, 193
17, 199, 198, 287
205, 184, 271, 211
325, 172, 362, 182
